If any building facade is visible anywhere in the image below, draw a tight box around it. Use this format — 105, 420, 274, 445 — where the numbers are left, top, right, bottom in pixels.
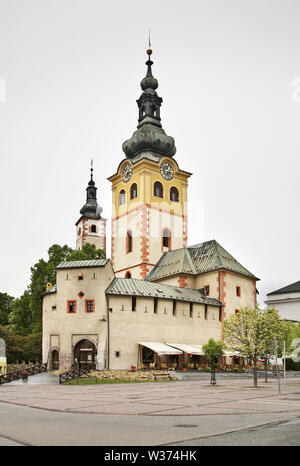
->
265, 280, 300, 322
42, 47, 259, 371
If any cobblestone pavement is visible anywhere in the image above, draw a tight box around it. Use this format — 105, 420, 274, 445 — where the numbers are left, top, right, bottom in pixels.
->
0, 378, 300, 445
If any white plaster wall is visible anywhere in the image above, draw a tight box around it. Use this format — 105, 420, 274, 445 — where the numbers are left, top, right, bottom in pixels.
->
42, 262, 114, 369
265, 294, 300, 321
107, 296, 222, 370
224, 272, 256, 317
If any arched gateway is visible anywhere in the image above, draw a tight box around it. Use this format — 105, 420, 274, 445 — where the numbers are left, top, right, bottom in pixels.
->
74, 339, 97, 369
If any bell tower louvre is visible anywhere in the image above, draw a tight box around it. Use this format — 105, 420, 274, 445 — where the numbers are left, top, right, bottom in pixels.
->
108, 48, 192, 279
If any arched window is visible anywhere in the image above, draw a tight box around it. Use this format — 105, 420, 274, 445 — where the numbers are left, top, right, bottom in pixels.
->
125, 271, 131, 279
119, 189, 126, 206
130, 183, 138, 200
126, 231, 133, 253
154, 181, 163, 198
90, 224, 97, 233
170, 186, 179, 202
162, 228, 171, 249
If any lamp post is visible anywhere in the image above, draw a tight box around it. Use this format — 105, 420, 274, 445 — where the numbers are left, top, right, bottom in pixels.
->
274, 338, 281, 394
210, 365, 216, 386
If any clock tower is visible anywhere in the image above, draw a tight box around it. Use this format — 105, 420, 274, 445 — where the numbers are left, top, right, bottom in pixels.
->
108, 48, 192, 279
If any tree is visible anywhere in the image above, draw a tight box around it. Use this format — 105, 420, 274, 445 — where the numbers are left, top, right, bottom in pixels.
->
224, 307, 262, 388
0, 292, 14, 327
0, 325, 25, 363
9, 243, 106, 335
258, 308, 293, 382
224, 306, 293, 388
9, 291, 33, 336
202, 338, 224, 369
23, 333, 42, 362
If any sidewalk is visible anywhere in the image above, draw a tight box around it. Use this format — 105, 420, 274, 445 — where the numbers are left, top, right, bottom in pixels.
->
1, 379, 300, 445
1, 378, 300, 417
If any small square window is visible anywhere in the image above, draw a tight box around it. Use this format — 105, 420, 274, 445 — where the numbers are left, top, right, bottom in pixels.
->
115, 351, 120, 358
67, 301, 76, 313
85, 300, 95, 313
78, 273, 83, 281
236, 286, 241, 297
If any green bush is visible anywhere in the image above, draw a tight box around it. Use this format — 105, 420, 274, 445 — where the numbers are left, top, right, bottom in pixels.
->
285, 358, 300, 371
205, 366, 211, 372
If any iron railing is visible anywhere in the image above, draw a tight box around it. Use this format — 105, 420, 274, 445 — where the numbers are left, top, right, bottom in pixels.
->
0, 363, 47, 385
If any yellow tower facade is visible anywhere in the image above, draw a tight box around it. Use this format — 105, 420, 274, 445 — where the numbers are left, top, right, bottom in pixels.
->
108, 49, 192, 279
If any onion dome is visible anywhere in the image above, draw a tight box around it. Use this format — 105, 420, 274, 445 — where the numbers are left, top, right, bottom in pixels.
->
122, 48, 176, 160
80, 164, 103, 219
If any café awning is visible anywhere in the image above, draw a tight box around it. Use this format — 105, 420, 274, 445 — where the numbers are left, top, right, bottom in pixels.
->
224, 351, 241, 357
138, 342, 182, 356
166, 343, 204, 355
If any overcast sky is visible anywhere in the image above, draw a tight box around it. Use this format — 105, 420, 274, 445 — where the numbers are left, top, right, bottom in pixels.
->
0, 0, 299, 305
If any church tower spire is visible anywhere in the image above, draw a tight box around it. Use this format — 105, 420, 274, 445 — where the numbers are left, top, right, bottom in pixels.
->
122, 48, 176, 161
108, 47, 191, 279
76, 161, 106, 254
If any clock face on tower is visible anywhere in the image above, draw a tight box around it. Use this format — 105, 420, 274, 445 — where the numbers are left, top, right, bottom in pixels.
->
122, 163, 132, 182
160, 161, 174, 180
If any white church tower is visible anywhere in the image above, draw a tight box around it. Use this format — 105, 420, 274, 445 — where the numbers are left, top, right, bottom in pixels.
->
76, 163, 106, 254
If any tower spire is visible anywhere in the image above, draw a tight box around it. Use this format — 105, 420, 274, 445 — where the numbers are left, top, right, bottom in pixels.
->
122, 46, 176, 160
80, 162, 102, 219
90, 158, 94, 181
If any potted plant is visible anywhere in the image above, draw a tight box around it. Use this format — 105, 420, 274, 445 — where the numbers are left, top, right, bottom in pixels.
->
130, 365, 136, 372
181, 362, 187, 372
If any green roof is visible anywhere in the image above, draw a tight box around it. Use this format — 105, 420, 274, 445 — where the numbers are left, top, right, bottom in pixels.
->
57, 259, 109, 269
106, 278, 222, 306
267, 280, 300, 296
146, 240, 259, 282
